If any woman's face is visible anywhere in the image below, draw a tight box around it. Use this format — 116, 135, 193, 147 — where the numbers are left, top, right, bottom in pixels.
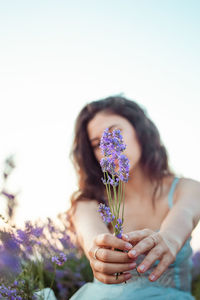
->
87, 111, 142, 172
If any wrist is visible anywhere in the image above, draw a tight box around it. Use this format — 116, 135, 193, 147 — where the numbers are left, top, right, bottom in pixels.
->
159, 230, 181, 257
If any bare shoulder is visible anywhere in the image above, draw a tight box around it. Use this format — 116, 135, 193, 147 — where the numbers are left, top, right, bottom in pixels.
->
175, 177, 200, 202
177, 177, 200, 190
75, 199, 99, 215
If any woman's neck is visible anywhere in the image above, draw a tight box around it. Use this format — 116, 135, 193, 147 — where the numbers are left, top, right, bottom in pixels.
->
124, 164, 157, 202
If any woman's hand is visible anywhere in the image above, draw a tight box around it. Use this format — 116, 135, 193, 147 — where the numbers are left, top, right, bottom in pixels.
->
88, 233, 137, 284
122, 229, 180, 282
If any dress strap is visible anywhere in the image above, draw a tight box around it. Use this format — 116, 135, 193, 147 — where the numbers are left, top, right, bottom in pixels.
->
168, 177, 180, 209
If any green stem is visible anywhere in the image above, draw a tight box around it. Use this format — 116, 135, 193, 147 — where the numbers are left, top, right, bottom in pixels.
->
122, 182, 125, 223
46, 264, 56, 300
104, 172, 115, 229
104, 173, 112, 212
105, 172, 114, 214
112, 174, 118, 216
117, 180, 122, 219
37, 258, 44, 290
117, 178, 121, 220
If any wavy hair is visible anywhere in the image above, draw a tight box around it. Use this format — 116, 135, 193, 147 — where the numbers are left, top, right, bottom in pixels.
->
67, 96, 174, 232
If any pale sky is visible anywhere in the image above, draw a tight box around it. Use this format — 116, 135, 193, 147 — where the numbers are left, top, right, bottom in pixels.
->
0, 0, 199, 250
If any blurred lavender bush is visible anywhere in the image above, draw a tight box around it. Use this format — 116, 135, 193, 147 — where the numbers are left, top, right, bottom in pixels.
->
0, 156, 199, 299
0, 156, 93, 299
0, 155, 18, 222
192, 250, 200, 299
0, 215, 93, 299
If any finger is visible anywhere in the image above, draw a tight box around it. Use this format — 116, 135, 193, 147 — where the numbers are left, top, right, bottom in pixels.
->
148, 255, 172, 282
136, 245, 164, 273
95, 233, 133, 251
93, 248, 136, 263
93, 260, 137, 274
128, 233, 161, 258
122, 229, 153, 244
94, 271, 132, 284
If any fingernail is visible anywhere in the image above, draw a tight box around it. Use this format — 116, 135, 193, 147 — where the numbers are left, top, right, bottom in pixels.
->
124, 273, 132, 280
130, 249, 137, 257
149, 274, 156, 281
138, 264, 145, 272
124, 242, 133, 250
123, 234, 129, 241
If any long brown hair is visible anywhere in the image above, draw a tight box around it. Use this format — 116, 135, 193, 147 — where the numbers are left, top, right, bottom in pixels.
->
67, 96, 174, 231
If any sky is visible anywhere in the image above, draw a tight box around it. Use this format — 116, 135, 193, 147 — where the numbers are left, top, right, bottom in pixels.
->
0, 0, 200, 250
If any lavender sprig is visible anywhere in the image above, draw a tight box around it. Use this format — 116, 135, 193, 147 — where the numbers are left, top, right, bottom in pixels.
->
98, 204, 115, 225
98, 128, 132, 281
100, 129, 126, 159
51, 253, 67, 267
99, 128, 130, 234
98, 128, 130, 270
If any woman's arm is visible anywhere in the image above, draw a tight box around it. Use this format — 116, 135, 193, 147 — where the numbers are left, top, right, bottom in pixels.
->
72, 200, 110, 258
124, 178, 200, 281
159, 178, 200, 252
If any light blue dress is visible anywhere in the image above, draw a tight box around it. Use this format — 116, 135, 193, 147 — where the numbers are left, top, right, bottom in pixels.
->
70, 177, 195, 300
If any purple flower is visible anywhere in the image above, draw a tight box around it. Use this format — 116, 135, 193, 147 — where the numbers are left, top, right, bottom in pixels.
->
3, 234, 20, 253
118, 154, 130, 182
98, 204, 115, 224
13, 281, 18, 286
47, 217, 56, 233
100, 128, 129, 181
31, 227, 43, 238
0, 250, 21, 274
100, 128, 113, 157
59, 234, 74, 249
100, 157, 110, 172
101, 175, 119, 187
16, 229, 27, 243
115, 218, 123, 238
192, 250, 200, 278
0, 283, 22, 300
99, 128, 130, 240
100, 157, 116, 175
25, 221, 43, 238
15, 229, 34, 256
56, 282, 69, 298
52, 252, 67, 266
112, 129, 126, 154
100, 128, 127, 159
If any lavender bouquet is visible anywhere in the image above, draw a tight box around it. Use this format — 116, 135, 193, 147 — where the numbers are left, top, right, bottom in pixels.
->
98, 128, 130, 279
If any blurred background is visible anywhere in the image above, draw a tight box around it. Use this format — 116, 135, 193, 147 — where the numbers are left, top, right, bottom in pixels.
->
0, 0, 199, 250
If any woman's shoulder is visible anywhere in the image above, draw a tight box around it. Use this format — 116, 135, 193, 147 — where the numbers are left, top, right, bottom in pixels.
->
177, 176, 200, 189
173, 176, 200, 204
74, 198, 99, 208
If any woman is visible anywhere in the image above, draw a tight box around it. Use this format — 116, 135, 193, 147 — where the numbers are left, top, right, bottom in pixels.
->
68, 96, 200, 299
